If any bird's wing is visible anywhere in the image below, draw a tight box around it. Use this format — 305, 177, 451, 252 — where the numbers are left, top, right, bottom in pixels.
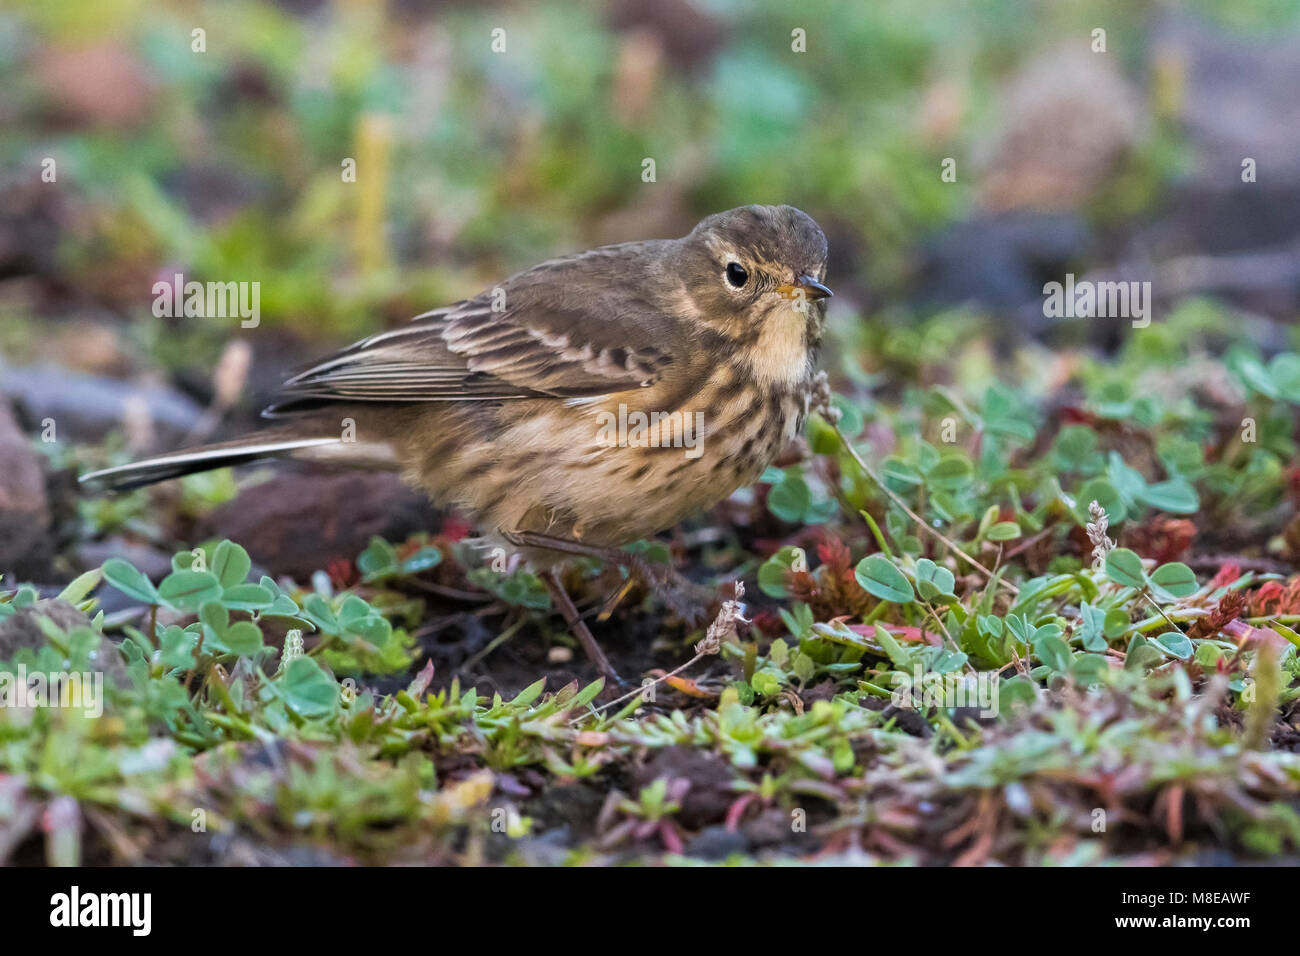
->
266, 248, 682, 414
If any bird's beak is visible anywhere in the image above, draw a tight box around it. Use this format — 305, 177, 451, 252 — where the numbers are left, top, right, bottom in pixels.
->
777, 274, 834, 301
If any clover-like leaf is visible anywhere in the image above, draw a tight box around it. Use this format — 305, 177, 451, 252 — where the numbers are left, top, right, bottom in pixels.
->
1034, 635, 1072, 673
158, 569, 223, 611
357, 536, 400, 582
1103, 548, 1147, 590
1148, 562, 1198, 601
214, 621, 265, 657
210, 540, 252, 588
1139, 479, 1199, 515
913, 558, 956, 603
854, 555, 915, 603
102, 558, 162, 605
276, 656, 339, 718
1153, 630, 1194, 660
985, 521, 1022, 542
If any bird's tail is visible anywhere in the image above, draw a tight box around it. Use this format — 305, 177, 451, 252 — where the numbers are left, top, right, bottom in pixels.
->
79, 434, 349, 493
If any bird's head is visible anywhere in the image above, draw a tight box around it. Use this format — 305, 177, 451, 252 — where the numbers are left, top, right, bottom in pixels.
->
673, 204, 831, 341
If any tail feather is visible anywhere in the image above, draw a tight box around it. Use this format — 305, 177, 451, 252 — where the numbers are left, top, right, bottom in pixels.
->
79, 437, 344, 493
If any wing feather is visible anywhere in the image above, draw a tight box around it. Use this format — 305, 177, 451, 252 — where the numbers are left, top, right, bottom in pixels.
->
264, 243, 681, 416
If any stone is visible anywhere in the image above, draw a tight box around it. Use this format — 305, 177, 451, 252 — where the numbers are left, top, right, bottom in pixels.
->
0, 599, 128, 687
0, 400, 50, 578
195, 470, 439, 581
0, 364, 203, 448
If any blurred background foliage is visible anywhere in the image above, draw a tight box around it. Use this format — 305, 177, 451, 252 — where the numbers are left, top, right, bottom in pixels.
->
3, 0, 1298, 368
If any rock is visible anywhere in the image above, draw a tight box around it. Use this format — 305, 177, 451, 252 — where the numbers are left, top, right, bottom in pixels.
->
916, 212, 1090, 318
0, 599, 128, 687
744, 805, 801, 847
0, 400, 51, 578
76, 538, 175, 582
195, 471, 439, 581
0, 364, 203, 448
683, 825, 750, 861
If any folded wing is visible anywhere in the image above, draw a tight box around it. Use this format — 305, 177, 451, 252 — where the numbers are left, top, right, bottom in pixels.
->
265, 249, 679, 416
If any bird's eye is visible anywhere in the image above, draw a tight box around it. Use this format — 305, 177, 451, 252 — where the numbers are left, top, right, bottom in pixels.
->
725, 262, 749, 288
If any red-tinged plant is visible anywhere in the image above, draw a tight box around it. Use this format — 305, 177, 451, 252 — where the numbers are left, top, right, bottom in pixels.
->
1187, 589, 1245, 640
787, 533, 873, 620
1207, 563, 1242, 590
1247, 578, 1300, 618
326, 556, 358, 590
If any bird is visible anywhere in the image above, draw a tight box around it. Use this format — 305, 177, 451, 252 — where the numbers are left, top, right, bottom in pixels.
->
81, 204, 833, 682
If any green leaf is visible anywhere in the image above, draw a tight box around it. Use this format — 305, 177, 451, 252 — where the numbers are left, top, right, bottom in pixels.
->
221, 583, 275, 611
1034, 635, 1072, 672
806, 413, 840, 454
357, 536, 399, 581
757, 560, 790, 598
1139, 479, 1199, 514
198, 601, 229, 636
1124, 635, 1164, 671
210, 540, 252, 588
854, 555, 915, 603
510, 678, 547, 707
102, 558, 161, 604
1075, 478, 1126, 525
1104, 548, 1147, 589
792, 652, 816, 683
985, 521, 1021, 541
913, 558, 956, 603
1269, 352, 1300, 402
1071, 653, 1109, 686
925, 455, 972, 490
1076, 603, 1108, 652
158, 625, 198, 670
1103, 607, 1131, 638
1051, 425, 1103, 473
881, 457, 923, 488
302, 594, 340, 633
751, 669, 782, 697
276, 657, 339, 718
767, 474, 812, 523
58, 568, 103, 605
1148, 562, 1198, 601
768, 638, 790, 666
214, 621, 265, 657
258, 577, 301, 617
1153, 631, 1194, 660
400, 546, 443, 574
1004, 614, 1034, 646
873, 625, 912, 668
158, 570, 223, 611
1194, 643, 1222, 668
998, 676, 1037, 714
830, 395, 864, 437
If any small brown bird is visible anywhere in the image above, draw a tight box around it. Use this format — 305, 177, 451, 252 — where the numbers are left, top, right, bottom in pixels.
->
82, 205, 832, 681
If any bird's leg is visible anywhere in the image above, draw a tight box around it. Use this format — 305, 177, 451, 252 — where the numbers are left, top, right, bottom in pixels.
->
503, 530, 714, 625
540, 566, 623, 687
